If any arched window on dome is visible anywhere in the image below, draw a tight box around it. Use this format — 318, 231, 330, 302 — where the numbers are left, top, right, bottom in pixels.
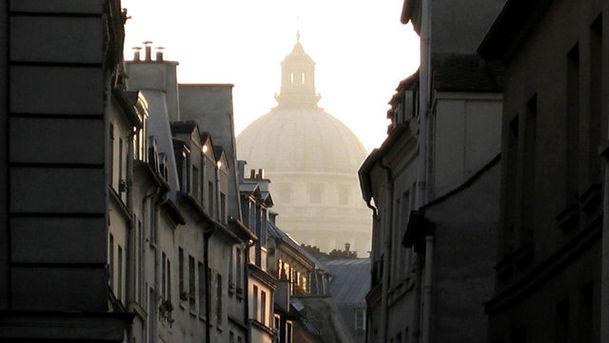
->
309, 183, 323, 204
277, 183, 294, 204
290, 72, 294, 84
301, 72, 305, 84
338, 185, 350, 205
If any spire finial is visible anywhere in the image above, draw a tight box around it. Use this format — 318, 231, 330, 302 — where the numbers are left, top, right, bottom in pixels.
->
296, 16, 301, 42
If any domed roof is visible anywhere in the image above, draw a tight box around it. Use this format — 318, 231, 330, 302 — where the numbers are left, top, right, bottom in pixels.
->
238, 37, 367, 173
237, 106, 367, 173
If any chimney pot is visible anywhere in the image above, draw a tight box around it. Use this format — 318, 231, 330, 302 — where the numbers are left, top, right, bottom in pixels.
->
345, 242, 351, 252
250, 169, 256, 179
258, 169, 264, 179
142, 41, 153, 62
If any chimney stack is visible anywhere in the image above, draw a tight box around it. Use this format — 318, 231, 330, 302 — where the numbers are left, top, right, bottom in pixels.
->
345, 242, 351, 252
250, 169, 256, 179
142, 41, 153, 61
132, 47, 142, 61
258, 169, 264, 179
155, 47, 165, 61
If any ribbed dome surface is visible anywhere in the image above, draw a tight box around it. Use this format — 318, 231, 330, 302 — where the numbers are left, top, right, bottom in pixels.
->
237, 107, 367, 173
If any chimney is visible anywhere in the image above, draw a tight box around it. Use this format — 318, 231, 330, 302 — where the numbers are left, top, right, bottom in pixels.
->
155, 47, 165, 61
250, 169, 256, 179
142, 41, 153, 61
238, 160, 247, 181
258, 169, 264, 179
344, 242, 351, 252
132, 47, 142, 61
269, 212, 278, 225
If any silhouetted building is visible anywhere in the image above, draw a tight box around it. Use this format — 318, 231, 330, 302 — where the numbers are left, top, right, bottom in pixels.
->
479, 0, 606, 341
237, 36, 371, 254
360, 0, 505, 342
0, 1, 135, 341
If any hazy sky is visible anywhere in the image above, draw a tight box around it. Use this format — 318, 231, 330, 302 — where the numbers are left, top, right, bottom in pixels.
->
122, 0, 420, 151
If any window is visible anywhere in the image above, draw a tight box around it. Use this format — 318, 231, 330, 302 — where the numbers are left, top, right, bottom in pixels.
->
261, 291, 267, 325
198, 262, 205, 315
136, 219, 144, 303
162, 252, 167, 299
579, 283, 593, 342
355, 308, 366, 332
108, 234, 114, 288
189, 255, 196, 309
118, 245, 123, 302
149, 200, 156, 245
220, 192, 227, 223
589, 15, 603, 184
286, 321, 293, 343
229, 248, 235, 295
208, 181, 214, 215
555, 298, 569, 343
566, 44, 579, 203
179, 248, 185, 299
290, 72, 294, 84
109, 123, 114, 187
193, 166, 199, 199
301, 72, 305, 84
230, 332, 235, 343
253, 285, 258, 320
236, 248, 242, 290
167, 259, 172, 302
274, 315, 281, 343
118, 138, 123, 184
278, 184, 293, 204
216, 274, 222, 325
309, 183, 322, 204
521, 95, 537, 243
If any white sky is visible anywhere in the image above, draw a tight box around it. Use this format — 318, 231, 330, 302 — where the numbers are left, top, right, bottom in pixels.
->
122, 0, 420, 152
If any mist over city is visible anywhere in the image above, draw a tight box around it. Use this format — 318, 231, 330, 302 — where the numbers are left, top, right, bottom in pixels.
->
0, 1, 607, 343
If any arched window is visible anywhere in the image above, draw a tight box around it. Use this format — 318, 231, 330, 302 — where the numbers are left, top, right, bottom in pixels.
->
290, 72, 294, 83
301, 72, 305, 84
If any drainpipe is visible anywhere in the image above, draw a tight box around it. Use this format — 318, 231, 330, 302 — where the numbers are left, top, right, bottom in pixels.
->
126, 127, 136, 343
379, 158, 394, 343
245, 238, 256, 343
416, 0, 431, 209
153, 191, 168, 343
203, 227, 215, 343
417, 0, 432, 342
143, 187, 159, 342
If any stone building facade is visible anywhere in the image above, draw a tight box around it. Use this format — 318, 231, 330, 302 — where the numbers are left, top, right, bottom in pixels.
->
0, 1, 134, 341
479, 0, 607, 341
0, 2, 311, 342
360, 0, 505, 342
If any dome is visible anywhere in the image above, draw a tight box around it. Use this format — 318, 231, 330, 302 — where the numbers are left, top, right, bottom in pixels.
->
237, 37, 371, 253
237, 107, 368, 174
